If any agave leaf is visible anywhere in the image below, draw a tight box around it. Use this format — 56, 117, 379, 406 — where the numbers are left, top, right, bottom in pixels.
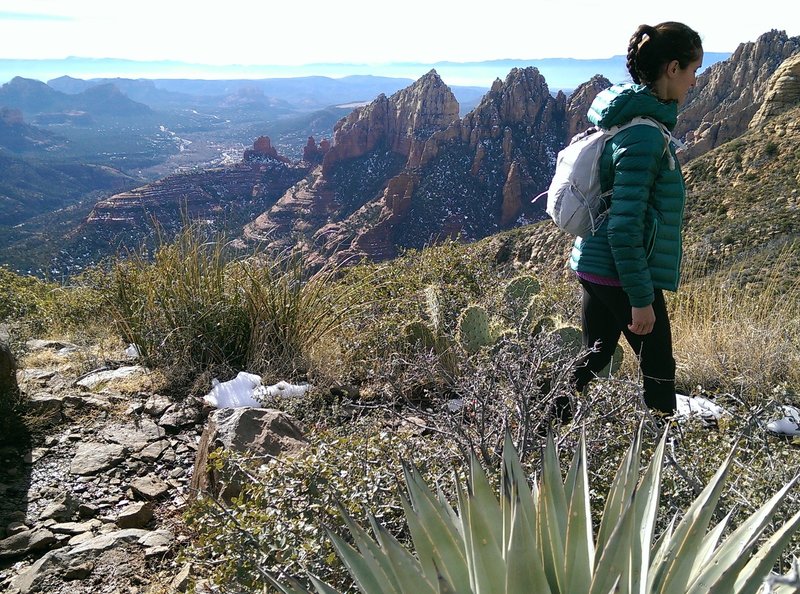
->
307, 575, 343, 594
265, 573, 318, 594
687, 476, 800, 594
564, 432, 595, 594
689, 509, 734, 582
506, 500, 554, 594
437, 482, 462, 531
459, 455, 506, 594
325, 525, 395, 594
629, 427, 669, 594
401, 465, 470, 593
729, 508, 800, 594
539, 432, 568, 592
650, 515, 677, 566
501, 433, 538, 549
502, 433, 551, 594
367, 515, 438, 594
596, 423, 643, 558
589, 491, 637, 594
652, 443, 739, 594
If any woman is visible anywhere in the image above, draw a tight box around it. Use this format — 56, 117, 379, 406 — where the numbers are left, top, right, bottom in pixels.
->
567, 22, 703, 416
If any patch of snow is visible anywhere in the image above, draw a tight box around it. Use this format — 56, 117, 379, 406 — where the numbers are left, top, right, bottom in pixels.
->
264, 381, 311, 399
675, 394, 726, 421
203, 371, 265, 408
767, 405, 800, 436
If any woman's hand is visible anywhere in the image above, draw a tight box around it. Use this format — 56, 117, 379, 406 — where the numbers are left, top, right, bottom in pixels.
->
629, 305, 656, 335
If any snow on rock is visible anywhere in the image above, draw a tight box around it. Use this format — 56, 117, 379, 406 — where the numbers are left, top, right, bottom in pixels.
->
203, 372, 265, 408
766, 405, 800, 436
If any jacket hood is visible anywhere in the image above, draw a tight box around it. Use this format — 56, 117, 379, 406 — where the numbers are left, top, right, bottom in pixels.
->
587, 83, 678, 130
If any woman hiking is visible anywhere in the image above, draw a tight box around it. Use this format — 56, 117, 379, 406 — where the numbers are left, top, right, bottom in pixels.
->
564, 21, 703, 419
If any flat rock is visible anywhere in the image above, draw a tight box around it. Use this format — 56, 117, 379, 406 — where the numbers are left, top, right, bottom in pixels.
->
159, 401, 202, 430
75, 366, 148, 390
116, 502, 153, 529
49, 519, 102, 535
0, 528, 56, 558
69, 443, 126, 475
138, 529, 174, 548
143, 394, 172, 416
100, 419, 165, 451
131, 474, 170, 499
137, 440, 169, 462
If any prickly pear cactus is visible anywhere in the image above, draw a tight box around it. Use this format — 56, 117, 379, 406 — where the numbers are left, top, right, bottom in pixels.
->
457, 305, 494, 354
503, 275, 541, 304
530, 315, 558, 335
402, 320, 437, 351
402, 320, 458, 376
423, 285, 442, 334
552, 325, 583, 357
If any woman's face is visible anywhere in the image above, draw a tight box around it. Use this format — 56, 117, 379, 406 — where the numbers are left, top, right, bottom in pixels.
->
664, 53, 704, 104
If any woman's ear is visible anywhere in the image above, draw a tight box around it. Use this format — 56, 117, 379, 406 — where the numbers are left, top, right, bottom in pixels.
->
667, 59, 680, 77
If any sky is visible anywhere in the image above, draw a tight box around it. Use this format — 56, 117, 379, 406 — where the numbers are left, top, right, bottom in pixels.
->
0, 0, 798, 65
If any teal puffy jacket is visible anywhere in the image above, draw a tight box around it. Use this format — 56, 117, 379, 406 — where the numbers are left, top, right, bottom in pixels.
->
569, 83, 685, 307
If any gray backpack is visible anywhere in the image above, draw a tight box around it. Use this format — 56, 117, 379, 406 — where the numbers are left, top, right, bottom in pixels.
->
536, 117, 674, 237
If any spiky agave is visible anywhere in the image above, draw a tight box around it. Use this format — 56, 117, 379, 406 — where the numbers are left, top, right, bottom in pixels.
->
269, 425, 800, 594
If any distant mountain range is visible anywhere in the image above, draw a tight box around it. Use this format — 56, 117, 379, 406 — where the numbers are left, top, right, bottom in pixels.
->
0, 54, 732, 92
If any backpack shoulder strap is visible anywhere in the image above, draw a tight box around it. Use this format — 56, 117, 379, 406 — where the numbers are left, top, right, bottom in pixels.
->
606, 116, 680, 170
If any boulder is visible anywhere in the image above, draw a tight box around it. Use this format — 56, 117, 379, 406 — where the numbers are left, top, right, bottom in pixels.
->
191, 408, 308, 501
0, 528, 56, 559
0, 340, 19, 403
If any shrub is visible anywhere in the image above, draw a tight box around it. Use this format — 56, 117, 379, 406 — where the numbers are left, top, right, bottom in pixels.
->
0, 265, 110, 341
183, 426, 465, 592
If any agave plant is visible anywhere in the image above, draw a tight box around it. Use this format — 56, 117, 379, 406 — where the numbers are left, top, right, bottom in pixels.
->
269, 425, 800, 594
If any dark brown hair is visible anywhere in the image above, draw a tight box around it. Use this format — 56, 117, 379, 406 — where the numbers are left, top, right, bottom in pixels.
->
627, 22, 703, 85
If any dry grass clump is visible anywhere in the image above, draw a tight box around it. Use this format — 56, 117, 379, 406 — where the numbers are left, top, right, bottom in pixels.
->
669, 251, 800, 401
107, 223, 367, 388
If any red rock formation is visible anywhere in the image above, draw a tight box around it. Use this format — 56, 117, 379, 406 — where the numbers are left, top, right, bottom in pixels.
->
243, 136, 290, 164
321, 70, 459, 175
302, 136, 331, 165
565, 75, 611, 139
501, 161, 523, 226
244, 67, 577, 268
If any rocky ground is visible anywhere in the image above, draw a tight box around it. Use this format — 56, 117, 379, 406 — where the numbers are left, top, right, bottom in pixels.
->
0, 339, 217, 594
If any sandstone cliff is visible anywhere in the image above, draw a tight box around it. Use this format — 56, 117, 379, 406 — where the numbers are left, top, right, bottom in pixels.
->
676, 30, 800, 160
565, 75, 612, 140
749, 53, 800, 128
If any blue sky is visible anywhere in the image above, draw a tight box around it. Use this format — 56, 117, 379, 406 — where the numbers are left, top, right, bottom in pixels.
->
0, 0, 797, 65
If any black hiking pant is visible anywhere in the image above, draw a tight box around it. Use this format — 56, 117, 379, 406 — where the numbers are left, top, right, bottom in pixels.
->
566, 279, 677, 416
